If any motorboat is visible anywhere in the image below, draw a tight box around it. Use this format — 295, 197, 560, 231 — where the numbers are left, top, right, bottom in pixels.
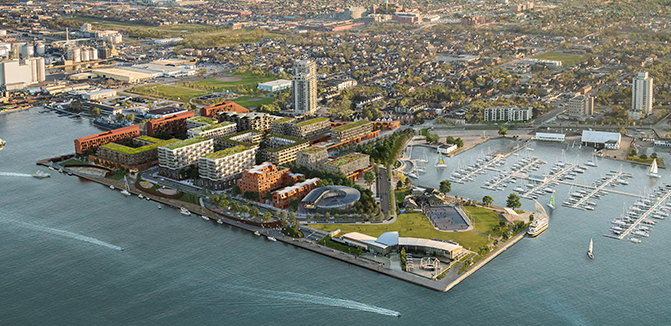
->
157, 204, 162, 210
110, 185, 115, 190
32, 170, 51, 179
120, 189, 131, 196
267, 236, 277, 242
633, 230, 649, 237
202, 215, 210, 221
180, 207, 191, 216
48, 166, 55, 171
138, 194, 144, 199
584, 206, 594, 211
254, 231, 261, 236
587, 238, 594, 259
629, 237, 642, 243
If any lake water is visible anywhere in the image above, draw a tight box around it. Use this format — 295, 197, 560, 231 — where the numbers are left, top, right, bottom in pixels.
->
1, 109, 670, 325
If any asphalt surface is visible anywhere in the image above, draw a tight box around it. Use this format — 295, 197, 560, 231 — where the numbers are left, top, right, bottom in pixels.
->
377, 167, 392, 219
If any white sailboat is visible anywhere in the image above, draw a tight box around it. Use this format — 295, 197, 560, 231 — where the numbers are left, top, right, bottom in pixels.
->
120, 176, 131, 196
417, 149, 427, 173
648, 159, 661, 179
585, 152, 598, 167
587, 237, 594, 259
547, 192, 555, 210
435, 152, 447, 168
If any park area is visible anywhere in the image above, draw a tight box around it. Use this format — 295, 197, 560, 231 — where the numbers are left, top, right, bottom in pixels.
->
185, 72, 278, 93
129, 85, 208, 102
532, 51, 588, 67
312, 212, 491, 250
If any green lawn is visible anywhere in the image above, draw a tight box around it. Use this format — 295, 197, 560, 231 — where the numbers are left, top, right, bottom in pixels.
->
318, 236, 364, 256
461, 206, 502, 235
187, 72, 278, 93
395, 189, 411, 204
59, 158, 88, 166
532, 51, 588, 67
129, 85, 209, 102
179, 192, 201, 205
312, 213, 490, 250
232, 96, 274, 109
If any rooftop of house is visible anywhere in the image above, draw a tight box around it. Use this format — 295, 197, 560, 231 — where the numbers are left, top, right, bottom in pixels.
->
332, 120, 370, 132
164, 136, 210, 150
327, 153, 368, 167
190, 121, 234, 133
102, 138, 181, 155
203, 145, 247, 159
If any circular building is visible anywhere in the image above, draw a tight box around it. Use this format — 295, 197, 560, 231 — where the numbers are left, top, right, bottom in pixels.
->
301, 186, 360, 212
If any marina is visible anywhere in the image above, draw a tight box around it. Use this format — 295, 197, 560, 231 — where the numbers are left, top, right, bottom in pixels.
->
602, 185, 671, 243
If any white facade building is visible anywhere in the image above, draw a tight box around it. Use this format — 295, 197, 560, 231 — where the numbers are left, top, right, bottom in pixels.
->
483, 106, 532, 122
532, 132, 565, 142
568, 94, 594, 121
198, 145, 257, 183
292, 60, 317, 115
631, 71, 654, 119
0, 57, 45, 90
158, 137, 214, 171
186, 121, 237, 139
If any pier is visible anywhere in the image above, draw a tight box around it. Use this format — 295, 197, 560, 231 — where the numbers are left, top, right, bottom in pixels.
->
566, 172, 623, 210
480, 157, 543, 191
616, 190, 671, 240
452, 155, 503, 184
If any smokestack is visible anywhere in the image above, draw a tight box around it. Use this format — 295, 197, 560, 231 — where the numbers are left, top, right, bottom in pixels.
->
66, 27, 69, 42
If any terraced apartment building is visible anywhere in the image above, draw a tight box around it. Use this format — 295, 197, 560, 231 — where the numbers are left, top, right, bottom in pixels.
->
74, 125, 140, 155
216, 130, 263, 150
186, 116, 218, 129
217, 111, 274, 133
157, 136, 214, 179
261, 134, 309, 166
196, 145, 257, 189
271, 117, 331, 140
91, 136, 180, 171
296, 146, 328, 171
272, 177, 320, 209
330, 120, 374, 143
237, 162, 305, 201
324, 153, 370, 178
186, 121, 237, 139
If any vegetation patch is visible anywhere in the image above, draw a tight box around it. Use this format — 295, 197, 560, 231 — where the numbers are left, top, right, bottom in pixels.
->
178, 192, 200, 205
531, 51, 588, 67
395, 188, 412, 204
185, 72, 277, 93
129, 85, 209, 102
232, 96, 274, 108
462, 206, 502, 235
281, 226, 304, 238
317, 236, 364, 256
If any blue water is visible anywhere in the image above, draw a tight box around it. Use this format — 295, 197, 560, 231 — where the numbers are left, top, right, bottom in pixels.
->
2, 109, 671, 325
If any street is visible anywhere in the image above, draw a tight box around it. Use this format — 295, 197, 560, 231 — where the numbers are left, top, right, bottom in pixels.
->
377, 166, 391, 219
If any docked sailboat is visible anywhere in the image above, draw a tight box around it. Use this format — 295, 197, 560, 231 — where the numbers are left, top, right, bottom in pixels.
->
120, 176, 131, 196
435, 152, 447, 168
648, 159, 661, 178
416, 149, 428, 173
547, 193, 555, 210
587, 238, 594, 259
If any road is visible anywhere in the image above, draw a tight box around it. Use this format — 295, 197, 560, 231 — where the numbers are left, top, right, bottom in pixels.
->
377, 166, 392, 219
141, 169, 204, 196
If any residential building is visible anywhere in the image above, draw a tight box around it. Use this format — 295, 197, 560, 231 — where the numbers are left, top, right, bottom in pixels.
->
186, 121, 237, 139
157, 136, 214, 179
237, 162, 304, 201
261, 134, 309, 166
257, 79, 292, 92
270, 117, 295, 135
372, 120, 400, 131
200, 101, 249, 118
292, 60, 318, 115
272, 117, 331, 140
197, 145, 257, 189
186, 116, 218, 129
74, 125, 140, 155
324, 153, 370, 179
147, 111, 194, 137
483, 106, 532, 122
0, 58, 45, 90
568, 94, 594, 121
631, 71, 654, 119
330, 120, 374, 143
272, 177, 320, 209
91, 136, 180, 171
296, 147, 328, 171
217, 111, 274, 133
216, 130, 263, 149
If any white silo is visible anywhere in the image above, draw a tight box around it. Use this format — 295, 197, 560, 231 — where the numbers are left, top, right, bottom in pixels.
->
34, 57, 45, 82
90, 48, 98, 60
68, 47, 81, 62
81, 48, 90, 61
0, 42, 10, 57
35, 42, 45, 56
20, 43, 34, 58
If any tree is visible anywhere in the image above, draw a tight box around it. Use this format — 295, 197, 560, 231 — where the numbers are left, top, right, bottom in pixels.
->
498, 126, 508, 137
290, 211, 298, 232
230, 201, 239, 213
115, 113, 125, 123
483, 195, 493, 206
197, 68, 207, 78
250, 206, 259, 219
364, 171, 375, 190
281, 210, 288, 219
262, 211, 272, 221
90, 107, 100, 117
439, 180, 451, 194
314, 212, 321, 221
651, 152, 658, 159
69, 100, 83, 112
125, 113, 135, 123
506, 193, 521, 209
221, 199, 229, 210
397, 180, 403, 188
241, 205, 250, 215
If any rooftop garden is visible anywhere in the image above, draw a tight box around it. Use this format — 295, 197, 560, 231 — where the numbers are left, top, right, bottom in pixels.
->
136, 136, 162, 144
273, 117, 294, 124
299, 146, 326, 154
327, 153, 368, 167
189, 116, 217, 125
102, 139, 180, 155
332, 120, 370, 132
295, 117, 329, 127
203, 145, 247, 159
165, 136, 209, 150
263, 134, 308, 152
191, 121, 233, 133
217, 130, 262, 148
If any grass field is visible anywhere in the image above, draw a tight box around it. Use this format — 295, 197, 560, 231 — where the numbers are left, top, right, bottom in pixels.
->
312, 213, 490, 250
532, 51, 588, 67
461, 206, 502, 235
395, 189, 411, 204
232, 96, 274, 108
129, 85, 209, 102
67, 18, 208, 37
188, 72, 278, 92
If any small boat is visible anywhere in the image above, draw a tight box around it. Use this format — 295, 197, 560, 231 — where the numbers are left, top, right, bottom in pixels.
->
201, 215, 210, 221
633, 230, 649, 237
110, 185, 115, 190
254, 231, 261, 236
217, 219, 223, 225
120, 189, 131, 196
648, 159, 661, 179
138, 194, 144, 199
267, 236, 277, 242
408, 172, 418, 179
145, 197, 150, 201
547, 193, 555, 210
32, 170, 51, 179
157, 204, 162, 210
180, 207, 191, 216
587, 238, 594, 259
584, 206, 594, 211
629, 237, 642, 243
48, 166, 55, 171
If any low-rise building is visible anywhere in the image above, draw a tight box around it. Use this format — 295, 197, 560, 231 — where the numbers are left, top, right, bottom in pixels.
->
216, 130, 263, 149
581, 130, 621, 150
532, 132, 565, 142
91, 136, 180, 171
257, 79, 292, 92
324, 153, 370, 179
272, 117, 331, 140
483, 106, 532, 122
147, 111, 194, 137
186, 116, 218, 129
296, 147, 328, 171
238, 162, 304, 201
197, 145, 257, 189
200, 101, 249, 118
74, 125, 139, 155
186, 121, 236, 139
261, 134, 309, 166
157, 136, 214, 179
82, 89, 117, 100
272, 177, 319, 209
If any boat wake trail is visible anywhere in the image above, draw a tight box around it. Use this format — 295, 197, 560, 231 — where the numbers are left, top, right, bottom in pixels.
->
0, 172, 33, 177
227, 285, 400, 317
1, 218, 124, 251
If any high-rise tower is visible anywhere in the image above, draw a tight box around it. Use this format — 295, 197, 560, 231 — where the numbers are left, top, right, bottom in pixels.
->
292, 60, 317, 115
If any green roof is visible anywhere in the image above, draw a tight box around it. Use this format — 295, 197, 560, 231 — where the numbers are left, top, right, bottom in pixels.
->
102, 138, 181, 155
203, 145, 247, 159
332, 120, 370, 132
295, 117, 329, 127
273, 117, 294, 124
327, 153, 368, 167
189, 116, 217, 124
299, 146, 326, 154
136, 136, 162, 143
216, 130, 262, 148
191, 121, 234, 133
164, 136, 210, 150
263, 134, 308, 152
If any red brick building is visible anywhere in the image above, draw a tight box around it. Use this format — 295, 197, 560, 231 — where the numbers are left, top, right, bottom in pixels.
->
74, 125, 139, 155
146, 111, 194, 137
372, 120, 400, 131
272, 177, 319, 209
238, 162, 304, 201
200, 101, 249, 118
